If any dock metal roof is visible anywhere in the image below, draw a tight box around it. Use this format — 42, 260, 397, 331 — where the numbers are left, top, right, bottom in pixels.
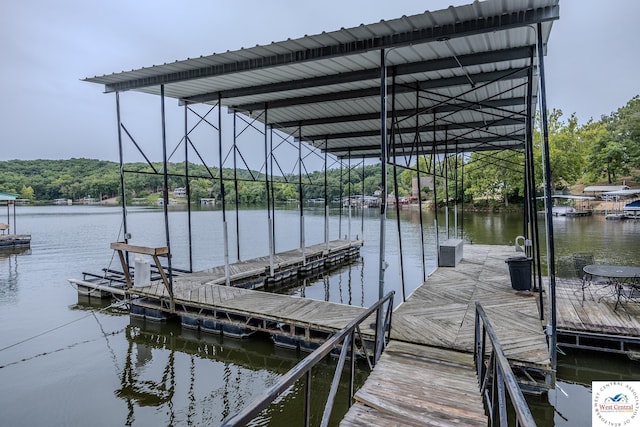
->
85, 0, 559, 160
0, 193, 18, 201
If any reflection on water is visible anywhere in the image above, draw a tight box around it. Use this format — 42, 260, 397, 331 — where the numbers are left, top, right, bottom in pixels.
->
0, 248, 30, 302
1, 206, 639, 426
107, 317, 367, 426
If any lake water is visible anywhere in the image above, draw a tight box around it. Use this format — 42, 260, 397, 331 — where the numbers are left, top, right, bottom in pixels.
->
1, 205, 639, 426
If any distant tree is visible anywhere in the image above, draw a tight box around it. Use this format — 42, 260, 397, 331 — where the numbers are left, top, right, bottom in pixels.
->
190, 178, 214, 201
614, 96, 640, 162
533, 110, 585, 191
20, 185, 35, 200
464, 150, 524, 207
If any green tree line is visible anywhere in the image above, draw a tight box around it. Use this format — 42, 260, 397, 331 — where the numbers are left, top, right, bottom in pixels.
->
2, 96, 638, 206
398, 95, 640, 208
0, 157, 386, 204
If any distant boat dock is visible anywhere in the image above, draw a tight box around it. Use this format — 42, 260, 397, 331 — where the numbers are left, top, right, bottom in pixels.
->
0, 192, 31, 250
0, 233, 32, 249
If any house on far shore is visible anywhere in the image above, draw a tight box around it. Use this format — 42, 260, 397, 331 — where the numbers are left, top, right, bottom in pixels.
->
173, 187, 186, 198
82, 196, 99, 205
583, 185, 629, 198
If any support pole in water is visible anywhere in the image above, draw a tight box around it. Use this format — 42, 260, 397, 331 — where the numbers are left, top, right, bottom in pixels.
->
160, 85, 174, 310
298, 126, 306, 265
537, 22, 557, 371
218, 97, 230, 286
233, 112, 241, 261
264, 106, 274, 277
324, 139, 330, 251
115, 92, 129, 269
184, 103, 193, 272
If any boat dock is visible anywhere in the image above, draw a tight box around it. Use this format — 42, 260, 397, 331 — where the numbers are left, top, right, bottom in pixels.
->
554, 278, 640, 358
70, 239, 367, 343
71, 238, 361, 298
72, 241, 554, 424
341, 341, 488, 426
341, 244, 551, 426
0, 234, 31, 249
73, 241, 640, 424
390, 244, 552, 391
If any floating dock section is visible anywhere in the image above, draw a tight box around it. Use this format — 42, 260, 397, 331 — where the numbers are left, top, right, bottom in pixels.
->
0, 234, 31, 249
553, 278, 640, 359
340, 244, 552, 426
73, 242, 566, 424
390, 244, 553, 392
70, 238, 365, 346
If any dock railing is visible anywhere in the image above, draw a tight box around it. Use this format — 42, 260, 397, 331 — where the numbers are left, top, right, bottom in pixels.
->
474, 302, 536, 427
220, 291, 395, 427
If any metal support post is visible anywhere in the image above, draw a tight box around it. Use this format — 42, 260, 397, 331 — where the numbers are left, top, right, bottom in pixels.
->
160, 85, 174, 310
218, 99, 231, 286
324, 139, 329, 251
415, 89, 426, 282
339, 160, 343, 239
115, 92, 129, 270
184, 103, 193, 272
444, 146, 449, 240
233, 112, 241, 261
361, 157, 365, 240
527, 59, 544, 312
537, 22, 557, 371
432, 112, 439, 251
298, 126, 305, 264
264, 108, 274, 276
390, 71, 406, 302
378, 48, 388, 301
347, 150, 352, 242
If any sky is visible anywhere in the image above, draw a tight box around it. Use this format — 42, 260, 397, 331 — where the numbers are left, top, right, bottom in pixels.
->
1, 0, 639, 162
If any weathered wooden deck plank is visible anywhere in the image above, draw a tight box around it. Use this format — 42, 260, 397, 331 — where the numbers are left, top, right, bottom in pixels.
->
391, 244, 551, 373
554, 278, 640, 336
341, 341, 486, 427
342, 245, 550, 425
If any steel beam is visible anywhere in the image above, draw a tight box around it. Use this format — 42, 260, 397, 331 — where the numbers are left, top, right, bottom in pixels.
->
231, 68, 529, 113
183, 47, 533, 104
99, 5, 558, 93
273, 97, 526, 128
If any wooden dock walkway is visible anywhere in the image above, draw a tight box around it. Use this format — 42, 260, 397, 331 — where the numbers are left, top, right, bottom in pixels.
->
340, 243, 551, 426
341, 341, 487, 426
71, 239, 370, 344
70, 238, 361, 297
175, 239, 362, 288
391, 244, 551, 386
134, 280, 376, 338
74, 241, 563, 424
0, 233, 31, 249
553, 277, 640, 357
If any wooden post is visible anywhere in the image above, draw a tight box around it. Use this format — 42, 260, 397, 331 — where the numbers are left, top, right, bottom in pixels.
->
110, 242, 172, 311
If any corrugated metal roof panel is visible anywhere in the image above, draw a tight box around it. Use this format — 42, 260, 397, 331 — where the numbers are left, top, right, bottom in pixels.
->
84, 0, 558, 158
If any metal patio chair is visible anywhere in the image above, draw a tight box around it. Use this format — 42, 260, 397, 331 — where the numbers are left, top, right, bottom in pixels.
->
572, 252, 610, 303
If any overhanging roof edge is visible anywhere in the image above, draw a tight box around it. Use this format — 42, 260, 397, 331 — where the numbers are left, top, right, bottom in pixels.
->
89, 3, 558, 94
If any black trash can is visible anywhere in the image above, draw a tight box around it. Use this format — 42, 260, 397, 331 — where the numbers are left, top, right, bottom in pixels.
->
505, 256, 532, 290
